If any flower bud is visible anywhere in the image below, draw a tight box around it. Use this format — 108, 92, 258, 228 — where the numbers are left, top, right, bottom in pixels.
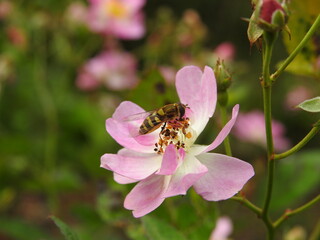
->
214, 59, 232, 92
258, 0, 288, 32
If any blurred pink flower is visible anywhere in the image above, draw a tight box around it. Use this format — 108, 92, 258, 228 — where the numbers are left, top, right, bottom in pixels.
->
285, 86, 313, 110
210, 216, 233, 240
158, 66, 176, 84
76, 50, 139, 91
101, 66, 254, 217
0, 1, 12, 20
87, 0, 145, 39
214, 42, 235, 61
233, 111, 290, 151
65, 2, 88, 24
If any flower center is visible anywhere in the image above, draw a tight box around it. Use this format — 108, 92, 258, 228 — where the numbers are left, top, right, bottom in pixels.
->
105, 0, 127, 18
153, 117, 193, 154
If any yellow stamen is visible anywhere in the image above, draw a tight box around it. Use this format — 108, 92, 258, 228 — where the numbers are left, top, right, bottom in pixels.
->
105, 0, 127, 18
186, 132, 192, 139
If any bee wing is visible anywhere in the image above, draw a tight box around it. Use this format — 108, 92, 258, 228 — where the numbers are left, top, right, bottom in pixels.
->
121, 111, 149, 138
122, 110, 154, 122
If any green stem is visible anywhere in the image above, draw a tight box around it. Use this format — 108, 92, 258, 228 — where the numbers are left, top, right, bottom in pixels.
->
273, 194, 320, 228
261, 31, 277, 240
274, 120, 320, 160
262, 87, 274, 156
219, 104, 232, 156
33, 29, 58, 212
230, 195, 262, 216
270, 15, 320, 81
262, 86, 275, 225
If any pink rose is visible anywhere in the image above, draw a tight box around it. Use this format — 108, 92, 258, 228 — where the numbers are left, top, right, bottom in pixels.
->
76, 50, 139, 91
87, 0, 145, 39
101, 66, 254, 217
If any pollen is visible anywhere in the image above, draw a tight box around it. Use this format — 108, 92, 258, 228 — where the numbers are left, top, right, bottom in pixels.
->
154, 117, 192, 154
185, 132, 192, 139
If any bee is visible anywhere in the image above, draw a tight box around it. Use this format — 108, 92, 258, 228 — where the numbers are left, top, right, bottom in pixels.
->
140, 103, 188, 135
125, 103, 187, 135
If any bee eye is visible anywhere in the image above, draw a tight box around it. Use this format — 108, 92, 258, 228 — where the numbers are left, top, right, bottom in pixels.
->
179, 105, 185, 117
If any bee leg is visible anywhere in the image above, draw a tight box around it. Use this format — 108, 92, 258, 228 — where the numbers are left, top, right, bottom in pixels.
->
158, 122, 166, 140
160, 122, 167, 135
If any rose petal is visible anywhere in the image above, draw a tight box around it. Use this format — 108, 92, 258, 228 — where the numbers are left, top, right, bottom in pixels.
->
125, 0, 146, 11
124, 174, 168, 218
163, 154, 208, 198
194, 153, 254, 201
176, 66, 217, 136
114, 173, 138, 184
106, 101, 158, 153
176, 66, 202, 108
100, 149, 161, 180
204, 104, 239, 153
201, 66, 217, 118
209, 216, 233, 240
189, 144, 208, 156
111, 100, 143, 120
112, 14, 145, 39
157, 144, 179, 175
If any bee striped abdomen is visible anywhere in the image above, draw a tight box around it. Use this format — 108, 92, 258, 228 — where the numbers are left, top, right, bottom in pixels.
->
139, 113, 164, 135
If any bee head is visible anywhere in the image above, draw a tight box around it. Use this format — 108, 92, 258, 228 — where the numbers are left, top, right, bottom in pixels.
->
178, 103, 187, 118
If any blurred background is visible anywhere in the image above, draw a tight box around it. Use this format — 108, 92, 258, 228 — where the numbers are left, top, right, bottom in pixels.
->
0, 0, 319, 239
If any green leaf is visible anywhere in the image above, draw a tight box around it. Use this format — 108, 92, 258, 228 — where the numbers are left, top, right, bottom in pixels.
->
281, 0, 320, 79
50, 216, 80, 240
142, 216, 187, 240
247, 3, 264, 45
297, 97, 320, 112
